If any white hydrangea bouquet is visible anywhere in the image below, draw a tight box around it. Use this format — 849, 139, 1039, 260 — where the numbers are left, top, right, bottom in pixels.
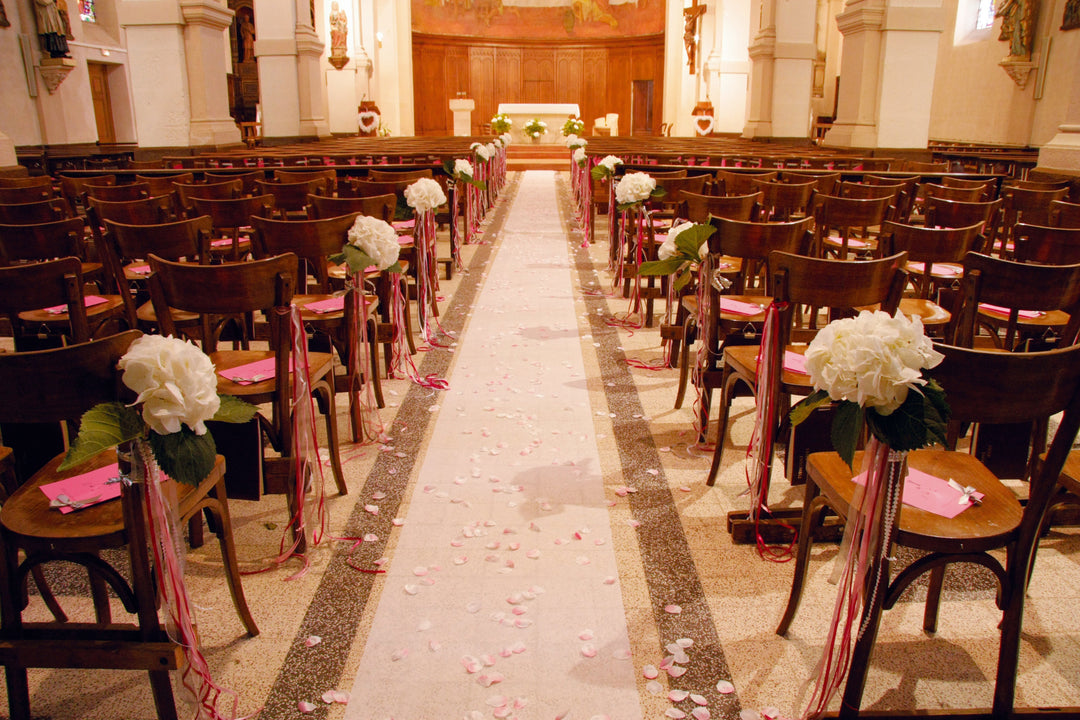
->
523, 118, 547, 139
403, 177, 446, 214
472, 142, 492, 162
443, 157, 486, 189
572, 146, 588, 168
614, 171, 665, 211
789, 309, 949, 467
637, 221, 716, 292
590, 154, 623, 183
566, 135, 587, 150
331, 214, 403, 276
500, 132, 512, 146
61, 335, 257, 485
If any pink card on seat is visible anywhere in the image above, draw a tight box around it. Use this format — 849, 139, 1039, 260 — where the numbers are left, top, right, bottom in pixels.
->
303, 296, 345, 314
218, 357, 278, 385
126, 263, 151, 275
854, 466, 983, 518
40, 463, 123, 514
979, 303, 1044, 319
44, 295, 108, 315
907, 262, 962, 276
720, 298, 765, 316
393, 219, 415, 231
783, 351, 808, 375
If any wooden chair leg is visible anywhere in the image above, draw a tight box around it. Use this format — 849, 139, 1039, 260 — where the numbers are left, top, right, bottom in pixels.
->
315, 381, 347, 495
148, 669, 179, 720
30, 565, 67, 623
368, 317, 384, 409
705, 367, 738, 483
923, 565, 945, 633
674, 316, 695, 410
197, 483, 259, 637
4, 665, 31, 720
776, 484, 826, 636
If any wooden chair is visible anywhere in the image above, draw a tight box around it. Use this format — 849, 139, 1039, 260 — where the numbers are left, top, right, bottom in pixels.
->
952, 251, 1080, 352
707, 251, 908, 485
648, 175, 709, 226
752, 180, 816, 221
923, 196, 1003, 253
306, 192, 395, 222
366, 168, 433, 183
0, 199, 70, 224
715, 169, 776, 196
205, 170, 264, 196
86, 194, 178, 226
813, 194, 894, 259
58, 174, 115, 214
99, 216, 213, 330
676, 217, 814, 415
147, 252, 349, 523
940, 175, 997, 200
879, 221, 984, 331
1048, 199, 1080, 228
920, 182, 985, 203
777, 342, 1080, 720
782, 170, 841, 196
84, 182, 151, 203
172, 179, 242, 215
993, 186, 1069, 257
0, 330, 258, 720
0, 176, 53, 190
255, 179, 330, 219
0, 257, 92, 348
134, 172, 194, 197
249, 213, 385, 440
1011, 223, 1080, 266
190, 194, 275, 261
897, 159, 949, 172
0, 186, 54, 204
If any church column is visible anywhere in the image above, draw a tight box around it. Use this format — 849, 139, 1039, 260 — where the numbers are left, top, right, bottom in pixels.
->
742, 0, 815, 140
253, 0, 325, 140
702, 0, 751, 134
180, 0, 241, 146
1037, 44, 1080, 175
825, 0, 944, 149
0, 129, 18, 173
295, 0, 329, 138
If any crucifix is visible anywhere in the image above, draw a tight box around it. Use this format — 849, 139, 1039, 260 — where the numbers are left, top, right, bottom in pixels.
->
683, 0, 707, 74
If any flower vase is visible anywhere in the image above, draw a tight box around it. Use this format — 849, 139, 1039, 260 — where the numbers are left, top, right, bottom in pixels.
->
531, 135, 541, 144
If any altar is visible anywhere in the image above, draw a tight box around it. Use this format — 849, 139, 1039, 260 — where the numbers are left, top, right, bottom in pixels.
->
497, 103, 580, 144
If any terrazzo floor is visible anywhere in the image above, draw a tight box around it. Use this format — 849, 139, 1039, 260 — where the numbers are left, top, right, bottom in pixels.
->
2, 170, 1079, 720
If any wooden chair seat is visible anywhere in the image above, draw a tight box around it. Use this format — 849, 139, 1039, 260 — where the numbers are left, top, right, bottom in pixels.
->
897, 297, 952, 326
17, 294, 126, 329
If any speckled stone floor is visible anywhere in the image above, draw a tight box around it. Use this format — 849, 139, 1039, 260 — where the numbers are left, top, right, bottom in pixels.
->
2, 171, 1079, 720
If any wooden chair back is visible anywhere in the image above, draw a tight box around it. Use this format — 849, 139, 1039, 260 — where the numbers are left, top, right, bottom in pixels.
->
205, 170, 264, 196
999, 185, 1070, 230
135, 172, 194, 196
0, 217, 87, 265
190, 194, 275, 230
86, 194, 178, 226
953, 251, 1080, 349
250, 212, 359, 292
1011, 223, 1080, 266
0, 185, 55, 204
103, 216, 212, 264
707, 216, 813, 294
920, 182, 985, 203
0, 176, 53, 190
1048, 200, 1080, 229
782, 171, 841, 195
306, 193, 395, 222
343, 177, 413, 199
898, 160, 949, 172
641, 169, 687, 180
650, 175, 709, 220
0, 199, 70, 224
812, 193, 893, 257
0, 257, 91, 344
681, 190, 760, 223
880, 221, 983, 298
273, 168, 338, 194
840, 180, 904, 201
1005, 179, 1071, 192
173, 179, 242, 212
83, 182, 151, 203
255, 179, 330, 214
752, 180, 816, 221
58, 174, 115, 212
366, 168, 433, 183
924, 196, 1003, 235
940, 176, 996, 200
715, 170, 776, 196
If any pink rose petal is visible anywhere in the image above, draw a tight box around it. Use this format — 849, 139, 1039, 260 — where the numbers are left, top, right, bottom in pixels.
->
691, 709, 711, 720
665, 604, 683, 614
304, 635, 322, 647
716, 680, 735, 694
298, 701, 316, 713
646, 680, 664, 695
669, 689, 690, 702
667, 665, 687, 678
691, 694, 708, 706
666, 710, 687, 719
643, 664, 659, 679
580, 643, 597, 658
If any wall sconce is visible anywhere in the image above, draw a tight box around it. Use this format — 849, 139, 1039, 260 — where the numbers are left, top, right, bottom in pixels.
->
375, 31, 383, 49
683, 0, 706, 74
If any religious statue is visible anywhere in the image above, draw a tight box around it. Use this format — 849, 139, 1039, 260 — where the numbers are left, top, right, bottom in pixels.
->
239, 13, 256, 62
683, 1, 707, 73
328, 0, 349, 69
1063, 0, 1080, 31
996, 0, 1036, 59
0, 0, 11, 29
33, 0, 70, 58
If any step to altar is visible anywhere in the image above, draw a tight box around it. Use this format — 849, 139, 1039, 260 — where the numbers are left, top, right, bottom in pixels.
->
506, 143, 571, 171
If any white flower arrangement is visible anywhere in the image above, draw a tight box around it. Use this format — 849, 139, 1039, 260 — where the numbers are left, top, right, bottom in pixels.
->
491, 113, 512, 133
484, 142, 497, 157
523, 118, 547, 139
346, 215, 401, 271
639, 222, 714, 292
614, 172, 656, 206
475, 144, 493, 161
562, 117, 585, 136
500, 132, 513, 146
590, 154, 623, 183
572, 146, 587, 168
62, 335, 257, 485
568, 137, 588, 150
565, 134, 579, 148
791, 309, 949, 466
454, 158, 474, 178
403, 177, 447, 214
657, 222, 695, 261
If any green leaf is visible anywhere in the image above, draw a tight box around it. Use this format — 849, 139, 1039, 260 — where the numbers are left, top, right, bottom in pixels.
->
616, 201, 640, 213
639, 258, 685, 277
441, 159, 454, 176
831, 401, 864, 469
789, 390, 831, 428
673, 224, 715, 260
149, 428, 217, 486
341, 245, 377, 274
650, 187, 667, 200
462, 176, 486, 190
212, 394, 258, 424
60, 402, 144, 471
590, 166, 611, 183
922, 380, 951, 447
673, 269, 694, 292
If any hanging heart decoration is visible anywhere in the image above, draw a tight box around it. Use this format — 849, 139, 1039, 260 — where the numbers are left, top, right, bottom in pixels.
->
694, 115, 714, 136
359, 111, 380, 134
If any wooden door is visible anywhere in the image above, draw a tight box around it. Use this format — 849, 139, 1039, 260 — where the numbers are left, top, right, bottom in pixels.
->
631, 79, 653, 135
87, 63, 116, 144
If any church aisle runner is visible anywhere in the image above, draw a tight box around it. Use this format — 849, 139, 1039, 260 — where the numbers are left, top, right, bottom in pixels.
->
344, 171, 643, 719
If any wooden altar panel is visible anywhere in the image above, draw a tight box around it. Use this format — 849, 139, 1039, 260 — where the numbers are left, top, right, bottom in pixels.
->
607, 48, 632, 133
556, 49, 584, 108
583, 49, 606, 136
469, 47, 496, 135
495, 47, 523, 107
523, 49, 555, 103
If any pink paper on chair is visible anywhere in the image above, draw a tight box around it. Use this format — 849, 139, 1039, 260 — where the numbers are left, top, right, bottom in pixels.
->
979, 303, 1044, 319
908, 262, 962, 277
40, 463, 122, 514
126, 263, 151, 275
393, 219, 415, 231
398, 237, 412, 246
44, 295, 109, 315
845, 238, 869, 248
218, 357, 278, 385
854, 466, 983, 519
210, 238, 233, 248
783, 351, 808, 375
720, 298, 765, 316
302, 296, 345, 314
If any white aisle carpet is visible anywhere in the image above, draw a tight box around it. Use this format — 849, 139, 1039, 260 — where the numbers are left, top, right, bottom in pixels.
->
344, 171, 643, 720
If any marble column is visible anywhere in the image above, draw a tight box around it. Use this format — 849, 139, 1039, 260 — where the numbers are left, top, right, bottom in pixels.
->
180, 0, 242, 146
0, 129, 18, 172
254, 0, 328, 139
1037, 43, 1080, 175
702, 0, 751, 134
742, 0, 815, 139
825, 0, 944, 149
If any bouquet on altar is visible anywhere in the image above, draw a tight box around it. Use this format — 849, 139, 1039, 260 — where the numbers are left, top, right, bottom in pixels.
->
491, 113, 512, 133
790, 309, 949, 466
562, 116, 585, 136
61, 334, 257, 486
523, 118, 547, 139
638, 221, 715, 291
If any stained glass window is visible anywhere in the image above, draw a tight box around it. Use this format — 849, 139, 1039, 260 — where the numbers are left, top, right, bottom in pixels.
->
976, 0, 995, 29
80, 0, 96, 23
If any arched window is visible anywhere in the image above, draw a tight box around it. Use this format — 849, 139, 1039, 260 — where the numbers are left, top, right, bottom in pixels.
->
79, 0, 97, 23
976, 0, 995, 29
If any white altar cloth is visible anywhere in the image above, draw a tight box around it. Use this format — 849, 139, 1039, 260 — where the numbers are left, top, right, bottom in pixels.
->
497, 103, 581, 144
